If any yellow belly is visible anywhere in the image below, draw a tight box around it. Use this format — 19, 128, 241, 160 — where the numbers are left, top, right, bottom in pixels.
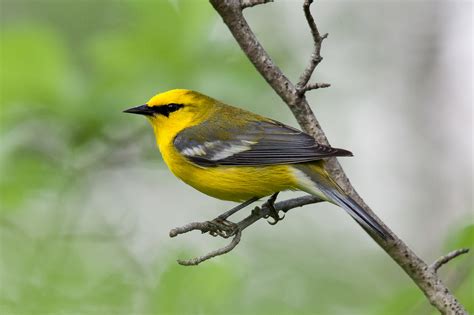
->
159, 142, 298, 202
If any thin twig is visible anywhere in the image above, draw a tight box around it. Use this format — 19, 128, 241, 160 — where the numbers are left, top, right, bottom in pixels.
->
169, 221, 221, 238
429, 248, 470, 272
296, 0, 329, 95
177, 230, 242, 266
170, 220, 236, 239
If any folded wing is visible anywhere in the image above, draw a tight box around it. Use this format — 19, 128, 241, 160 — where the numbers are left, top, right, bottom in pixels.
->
173, 118, 352, 167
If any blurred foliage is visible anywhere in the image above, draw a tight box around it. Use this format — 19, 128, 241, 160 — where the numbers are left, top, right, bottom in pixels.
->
0, 0, 472, 314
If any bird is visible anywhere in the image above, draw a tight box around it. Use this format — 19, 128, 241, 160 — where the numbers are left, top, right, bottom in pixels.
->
124, 89, 389, 239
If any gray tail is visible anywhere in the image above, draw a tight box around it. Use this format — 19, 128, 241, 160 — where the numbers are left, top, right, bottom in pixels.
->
319, 186, 390, 240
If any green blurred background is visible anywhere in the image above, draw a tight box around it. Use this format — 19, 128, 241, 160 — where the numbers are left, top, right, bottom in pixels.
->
1, 0, 472, 314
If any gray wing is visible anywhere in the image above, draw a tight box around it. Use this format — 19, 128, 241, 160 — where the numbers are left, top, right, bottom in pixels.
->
173, 118, 352, 167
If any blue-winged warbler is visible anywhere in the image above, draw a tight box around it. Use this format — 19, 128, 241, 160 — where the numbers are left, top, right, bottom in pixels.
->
124, 89, 388, 239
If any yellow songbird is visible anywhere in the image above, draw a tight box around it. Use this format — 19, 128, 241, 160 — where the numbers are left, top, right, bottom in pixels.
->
124, 89, 388, 239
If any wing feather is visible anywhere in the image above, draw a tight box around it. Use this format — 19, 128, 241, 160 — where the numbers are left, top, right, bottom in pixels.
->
173, 118, 352, 167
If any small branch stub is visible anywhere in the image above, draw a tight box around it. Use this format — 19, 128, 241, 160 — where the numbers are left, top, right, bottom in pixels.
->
241, 0, 273, 10
429, 248, 470, 272
299, 82, 331, 93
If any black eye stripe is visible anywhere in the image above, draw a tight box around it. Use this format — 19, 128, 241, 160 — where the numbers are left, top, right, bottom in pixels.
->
150, 103, 184, 117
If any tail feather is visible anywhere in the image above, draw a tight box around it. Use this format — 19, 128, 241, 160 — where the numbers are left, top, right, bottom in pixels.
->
292, 164, 390, 240
318, 186, 390, 240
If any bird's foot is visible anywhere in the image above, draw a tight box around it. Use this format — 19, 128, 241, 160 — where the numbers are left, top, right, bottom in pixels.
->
206, 217, 239, 238
263, 192, 285, 225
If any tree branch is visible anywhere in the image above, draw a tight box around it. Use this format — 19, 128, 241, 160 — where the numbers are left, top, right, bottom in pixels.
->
170, 195, 322, 265
199, 0, 470, 313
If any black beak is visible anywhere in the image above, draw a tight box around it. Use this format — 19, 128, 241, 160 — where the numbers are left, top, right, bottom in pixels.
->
123, 104, 154, 116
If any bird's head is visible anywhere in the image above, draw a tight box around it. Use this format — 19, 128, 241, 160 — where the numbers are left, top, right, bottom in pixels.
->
124, 89, 216, 135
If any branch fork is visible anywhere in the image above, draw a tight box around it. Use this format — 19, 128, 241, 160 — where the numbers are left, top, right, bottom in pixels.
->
170, 195, 322, 266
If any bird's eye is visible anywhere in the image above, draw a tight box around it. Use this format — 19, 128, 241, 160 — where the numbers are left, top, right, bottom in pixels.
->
167, 104, 179, 111
155, 103, 184, 117
166, 103, 183, 112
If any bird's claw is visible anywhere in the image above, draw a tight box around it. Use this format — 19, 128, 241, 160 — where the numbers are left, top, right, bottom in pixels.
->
263, 192, 284, 225
207, 218, 238, 238
266, 211, 285, 225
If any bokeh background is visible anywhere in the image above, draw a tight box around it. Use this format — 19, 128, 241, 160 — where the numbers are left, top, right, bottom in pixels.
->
1, 0, 472, 314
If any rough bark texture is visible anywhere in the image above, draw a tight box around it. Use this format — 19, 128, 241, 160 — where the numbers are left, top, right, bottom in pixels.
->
208, 0, 469, 314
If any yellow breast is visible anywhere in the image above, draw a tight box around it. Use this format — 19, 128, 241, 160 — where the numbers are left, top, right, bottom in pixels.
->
157, 139, 298, 202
